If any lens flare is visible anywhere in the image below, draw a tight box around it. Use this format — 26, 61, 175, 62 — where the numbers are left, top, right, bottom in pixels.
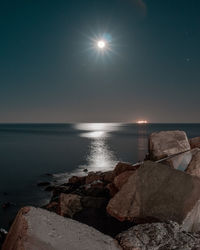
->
97, 40, 106, 49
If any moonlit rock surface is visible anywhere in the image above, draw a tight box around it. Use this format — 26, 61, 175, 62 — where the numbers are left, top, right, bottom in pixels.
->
116, 221, 200, 250
107, 161, 200, 232
149, 130, 191, 160
2, 206, 121, 250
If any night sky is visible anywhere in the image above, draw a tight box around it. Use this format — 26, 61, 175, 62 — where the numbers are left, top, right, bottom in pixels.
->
0, 0, 200, 123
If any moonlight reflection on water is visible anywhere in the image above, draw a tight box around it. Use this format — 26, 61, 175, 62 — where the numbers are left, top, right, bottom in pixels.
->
77, 123, 119, 172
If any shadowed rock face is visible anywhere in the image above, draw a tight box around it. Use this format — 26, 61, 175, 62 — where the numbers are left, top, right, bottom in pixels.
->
116, 221, 200, 250
107, 161, 200, 232
190, 137, 200, 149
2, 207, 121, 250
149, 130, 190, 160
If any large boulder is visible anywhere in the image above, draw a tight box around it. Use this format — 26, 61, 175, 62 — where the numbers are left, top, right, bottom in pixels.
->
149, 130, 190, 160
107, 161, 200, 232
190, 136, 200, 149
2, 206, 121, 250
116, 221, 200, 250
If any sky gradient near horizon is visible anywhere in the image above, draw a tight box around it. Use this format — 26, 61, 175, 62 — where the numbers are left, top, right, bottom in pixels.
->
0, 0, 200, 123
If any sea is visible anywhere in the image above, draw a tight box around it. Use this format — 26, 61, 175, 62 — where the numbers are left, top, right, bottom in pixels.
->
1, 123, 200, 229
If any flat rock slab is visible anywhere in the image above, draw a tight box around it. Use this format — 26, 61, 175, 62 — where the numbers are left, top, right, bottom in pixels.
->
149, 130, 190, 160
2, 206, 121, 250
107, 161, 200, 232
116, 221, 200, 250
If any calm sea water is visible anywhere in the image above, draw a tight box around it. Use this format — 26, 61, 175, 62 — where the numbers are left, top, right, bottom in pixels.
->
0, 123, 200, 229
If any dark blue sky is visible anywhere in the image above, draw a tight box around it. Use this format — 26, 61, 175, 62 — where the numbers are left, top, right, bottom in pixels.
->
0, 0, 199, 123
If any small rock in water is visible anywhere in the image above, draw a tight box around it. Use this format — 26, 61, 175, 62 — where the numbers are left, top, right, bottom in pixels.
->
83, 168, 88, 173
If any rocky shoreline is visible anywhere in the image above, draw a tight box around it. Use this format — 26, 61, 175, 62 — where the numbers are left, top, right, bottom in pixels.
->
2, 130, 200, 249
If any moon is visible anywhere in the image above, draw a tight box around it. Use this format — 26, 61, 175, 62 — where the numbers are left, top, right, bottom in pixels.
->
97, 40, 106, 49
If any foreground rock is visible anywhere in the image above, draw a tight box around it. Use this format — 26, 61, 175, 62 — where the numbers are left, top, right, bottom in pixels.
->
149, 130, 190, 160
107, 161, 200, 232
2, 206, 121, 250
116, 221, 200, 250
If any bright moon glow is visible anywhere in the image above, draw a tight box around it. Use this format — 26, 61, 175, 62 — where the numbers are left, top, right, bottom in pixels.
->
137, 120, 148, 124
97, 40, 106, 49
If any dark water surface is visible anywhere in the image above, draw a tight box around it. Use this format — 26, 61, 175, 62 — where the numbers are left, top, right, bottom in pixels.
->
1, 123, 200, 229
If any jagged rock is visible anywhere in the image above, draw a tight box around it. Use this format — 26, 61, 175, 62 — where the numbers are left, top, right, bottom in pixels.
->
149, 130, 190, 160
113, 162, 139, 177
190, 137, 200, 149
107, 161, 200, 232
113, 171, 135, 190
85, 172, 104, 185
116, 221, 200, 250
2, 206, 121, 250
58, 193, 82, 217
186, 149, 200, 178
85, 180, 105, 190
68, 176, 86, 185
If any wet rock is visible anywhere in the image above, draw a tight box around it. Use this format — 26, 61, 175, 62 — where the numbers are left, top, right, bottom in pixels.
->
186, 149, 200, 178
52, 184, 77, 197
68, 175, 86, 186
116, 221, 200, 250
37, 181, 50, 187
2, 206, 121, 250
58, 193, 82, 218
85, 180, 105, 189
83, 168, 88, 173
149, 130, 191, 160
85, 172, 104, 185
190, 137, 200, 149
113, 162, 139, 177
113, 171, 135, 190
107, 161, 200, 232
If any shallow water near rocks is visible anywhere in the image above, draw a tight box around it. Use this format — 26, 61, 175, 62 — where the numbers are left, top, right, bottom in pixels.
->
0, 123, 200, 229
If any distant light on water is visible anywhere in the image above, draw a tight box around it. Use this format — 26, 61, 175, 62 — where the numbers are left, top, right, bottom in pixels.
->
137, 120, 148, 124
